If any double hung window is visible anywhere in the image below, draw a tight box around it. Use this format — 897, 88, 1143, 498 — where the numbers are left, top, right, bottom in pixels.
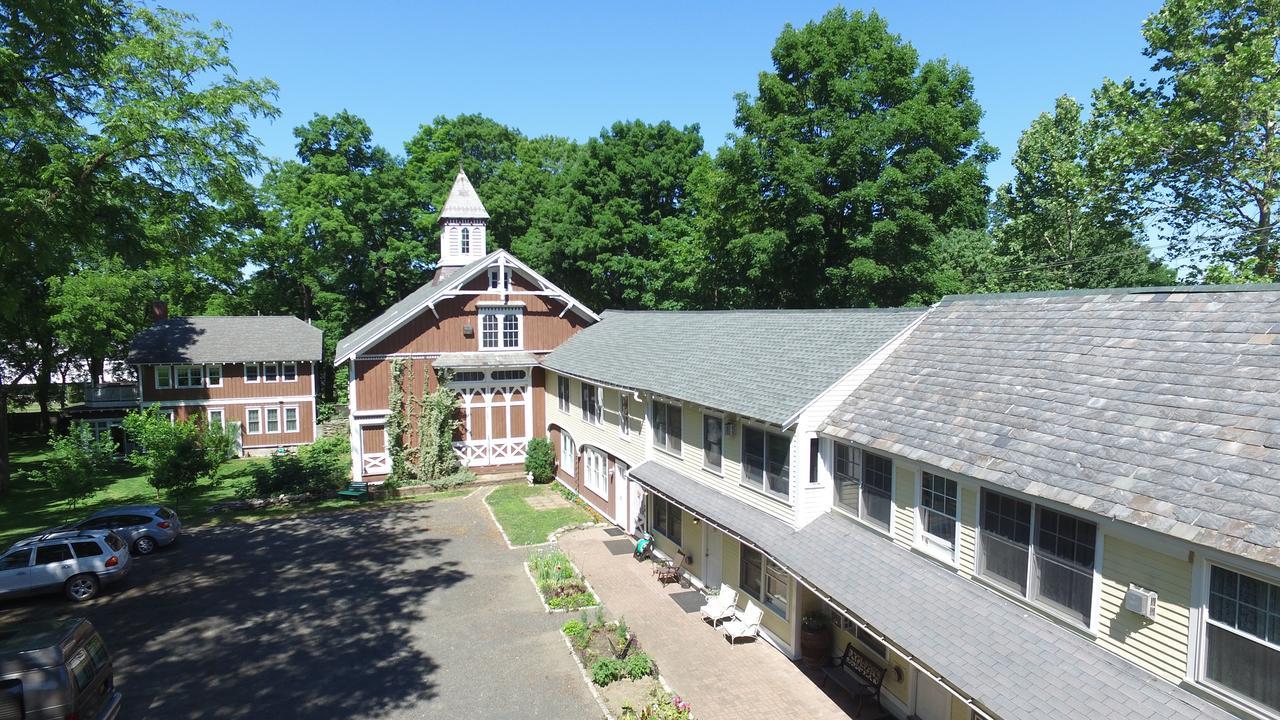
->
479, 307, 521, 349
619, 394, 630, 436
703, 414, 722, 472
281, 362, 297, 382
742, 426, 790, 499
246, 408, 261, 434
740, 545, 790, 619
262, 363, 279, 382
174, 365, 203, 388
244, 363, 259, 383
583, 447, 608, 497
557, 376, 571, 413
265, 407, 280, 433
581, 383, 602, 425
1204, 565, 1280, 712
155, 365, 172, 389
833, 444, 893, 531
284, 407, 299, 433
919, 472, 959, 560
978, 489, 1097, 626
205, 365, 222, 387
652, 401, 682, 454
651, 496, 682, 545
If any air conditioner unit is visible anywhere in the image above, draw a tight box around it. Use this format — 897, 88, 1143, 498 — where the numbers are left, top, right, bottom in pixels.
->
1124, 585, 1158, 620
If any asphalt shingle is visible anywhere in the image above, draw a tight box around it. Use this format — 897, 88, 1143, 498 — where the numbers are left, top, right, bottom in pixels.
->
543, 308, 925, 426
822, 286, 1280, 566
128, 316, 322, 364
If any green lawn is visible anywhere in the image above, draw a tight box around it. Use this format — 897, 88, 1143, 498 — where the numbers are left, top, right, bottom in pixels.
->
485, 483, 594, 546
0, 435, 470, 547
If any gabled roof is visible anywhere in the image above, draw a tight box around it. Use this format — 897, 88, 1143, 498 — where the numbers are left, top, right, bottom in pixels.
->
822, 284, 1280, 565
630, 461, 1235, 720
128, 316, 322, 364
334, 250, 597, 364
439, 167, 489, 220
542, 308, 925, 426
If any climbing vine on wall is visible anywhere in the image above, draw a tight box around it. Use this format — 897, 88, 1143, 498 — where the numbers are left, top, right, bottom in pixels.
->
385, 361, 466, 488
386, 358, 408, 485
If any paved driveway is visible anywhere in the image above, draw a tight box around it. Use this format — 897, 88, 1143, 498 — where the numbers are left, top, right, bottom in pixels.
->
0, 491, 599, 720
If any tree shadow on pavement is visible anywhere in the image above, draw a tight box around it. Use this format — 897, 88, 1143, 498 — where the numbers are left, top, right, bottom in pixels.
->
0, 502, 467, 719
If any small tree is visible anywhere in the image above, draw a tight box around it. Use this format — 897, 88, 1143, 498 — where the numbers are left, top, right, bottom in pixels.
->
123, 407, 232, 496
32, 422, 116, 508
525, 437, 555, 483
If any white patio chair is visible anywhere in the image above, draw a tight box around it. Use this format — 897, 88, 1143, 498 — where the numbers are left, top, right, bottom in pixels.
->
699, 585, 738, 626
722, 601, 764, 645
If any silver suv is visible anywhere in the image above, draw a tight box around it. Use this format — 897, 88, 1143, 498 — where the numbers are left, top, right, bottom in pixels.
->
0, 530, 131, 602
74, 505, 182, 555
0, 617, 122, 719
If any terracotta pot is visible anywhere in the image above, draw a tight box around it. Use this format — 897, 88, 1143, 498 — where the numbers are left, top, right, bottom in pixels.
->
800, 625, 832, 669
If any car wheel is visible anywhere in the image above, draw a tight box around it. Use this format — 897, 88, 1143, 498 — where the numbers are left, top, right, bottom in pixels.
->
65, 574, 100, 602
134, 536, 157, 555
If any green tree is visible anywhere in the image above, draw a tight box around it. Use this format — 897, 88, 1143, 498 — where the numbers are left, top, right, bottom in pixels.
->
709, 7, 995, 309
516, 120, 709, 309
993, 96, 1176, 291
30, 422, 116, 509
123, 406, 233, 496
1092, 0, 1280, 279
48, 261, 153, 386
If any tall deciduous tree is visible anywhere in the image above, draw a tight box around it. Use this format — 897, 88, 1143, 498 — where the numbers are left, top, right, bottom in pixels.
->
48, 260, 153, 385
708, 8, 995, 309
993, 96, 1176, 291
248, 111, 429, 399
1092, 0, 1280, 279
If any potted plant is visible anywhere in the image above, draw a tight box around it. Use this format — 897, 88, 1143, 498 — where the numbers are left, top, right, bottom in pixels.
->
800, 611, 832, 669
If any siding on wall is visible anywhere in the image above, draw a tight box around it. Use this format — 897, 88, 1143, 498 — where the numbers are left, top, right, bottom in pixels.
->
166, 401, 315, 447
545, 373, 646, 470
142, 362, 315, 402
957, 487, 978, 576
892, 465, 916, 549
1096, 535, 1194, 683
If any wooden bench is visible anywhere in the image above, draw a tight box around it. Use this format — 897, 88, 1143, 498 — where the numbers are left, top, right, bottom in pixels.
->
337, 481, 370, 500
821, 642, 886, 714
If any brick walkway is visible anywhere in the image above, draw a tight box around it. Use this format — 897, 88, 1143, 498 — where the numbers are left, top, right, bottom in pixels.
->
560, 526, 859, 720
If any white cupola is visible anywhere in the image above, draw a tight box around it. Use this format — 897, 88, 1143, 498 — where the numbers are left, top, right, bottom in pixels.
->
438, 166, 489, 267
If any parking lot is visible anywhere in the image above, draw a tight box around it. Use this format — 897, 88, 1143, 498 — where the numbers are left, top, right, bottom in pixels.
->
0, 491, 599, 719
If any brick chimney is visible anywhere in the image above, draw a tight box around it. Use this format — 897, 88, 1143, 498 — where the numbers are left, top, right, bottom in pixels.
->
151, 300, 169, 321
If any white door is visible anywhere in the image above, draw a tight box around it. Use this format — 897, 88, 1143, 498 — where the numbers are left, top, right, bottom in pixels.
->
703, 526, 723, 589
914, 672, 951, 720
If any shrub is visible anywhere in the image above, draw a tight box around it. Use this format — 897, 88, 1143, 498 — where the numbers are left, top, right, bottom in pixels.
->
123, 406, 233, 496
428, 467, 476, 491
590, 657, 626, 686
32, 422, 115, 508
561, 618, 588, 644
524, 437, 555, 483
624, 652, 654, 680
241, 435, 350, 498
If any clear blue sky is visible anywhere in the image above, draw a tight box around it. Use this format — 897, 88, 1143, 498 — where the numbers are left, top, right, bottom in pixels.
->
169, 0, 1160, 189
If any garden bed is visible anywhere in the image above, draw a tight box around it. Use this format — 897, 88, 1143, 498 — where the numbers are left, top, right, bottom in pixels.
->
561, 610, 693, 720
525, 548, 599, 612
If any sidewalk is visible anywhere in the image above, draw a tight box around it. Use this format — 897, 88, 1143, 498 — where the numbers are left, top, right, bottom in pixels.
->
559, 526, 858, 720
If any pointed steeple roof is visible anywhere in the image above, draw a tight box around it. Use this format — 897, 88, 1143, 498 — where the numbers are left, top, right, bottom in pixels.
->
439, 166, 490, 220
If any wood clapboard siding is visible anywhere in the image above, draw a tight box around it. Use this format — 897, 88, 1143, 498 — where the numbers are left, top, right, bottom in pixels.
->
957, 486, 979, 575
142, 362, 314, 402
892, 466, 916, 549
1096, 535, 1194, 683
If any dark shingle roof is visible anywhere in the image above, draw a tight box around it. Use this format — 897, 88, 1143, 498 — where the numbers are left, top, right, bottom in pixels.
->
128, 316, 322, 364
630, 460, 1235, 720
542, 308, 925, 426
822, 285, 1280, 565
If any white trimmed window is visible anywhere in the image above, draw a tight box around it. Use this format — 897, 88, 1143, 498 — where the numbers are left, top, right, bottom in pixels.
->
559, 432, 576, 477
262, 362, 279, 383
651, 401, 682, 454
833, 443, 893, 532
742, 425, 790, 500
918, 472, 959, 561
741, 545, 790, 619
703, 413, 722, 473
207, 408, 225, 428
619, 394, 630, 436
583, 447, 608, 497
265, 407, 280, 433
978, 489, 1097, 626
205, 364, 222, 387
581, 383, 602, 425
244, 363, 259, 383
479, 307, 522, 350
174, 364, 203, 388
155, 365, 172, 389
246, 408, 261, 434
557, 375, 571, 413
1203, 565, 1280, 713
158, 408, 176, 424
651, 496, 681, 545
284, 406, 299, 433
282, 362, 297, 382
460, 227, 471, 254
488, 268, 511, 290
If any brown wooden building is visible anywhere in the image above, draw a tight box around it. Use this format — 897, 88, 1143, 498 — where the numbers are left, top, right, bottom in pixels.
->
128, 313, 324, 455
335, 168, 596, 481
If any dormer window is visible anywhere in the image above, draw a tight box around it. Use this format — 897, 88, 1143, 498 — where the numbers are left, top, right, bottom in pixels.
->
461, 227, 471, 254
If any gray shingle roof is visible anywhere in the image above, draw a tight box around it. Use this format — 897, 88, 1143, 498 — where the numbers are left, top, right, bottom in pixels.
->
821, 286, 1280, 565
128, 316, 322, 364
630, 460, 1235, 720
334, 253, 495, 363
542, 308, 925, 426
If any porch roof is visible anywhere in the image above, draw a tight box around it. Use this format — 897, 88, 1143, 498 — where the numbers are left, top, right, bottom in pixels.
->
629, 460, 1234, 720
432, 351, 540, 370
